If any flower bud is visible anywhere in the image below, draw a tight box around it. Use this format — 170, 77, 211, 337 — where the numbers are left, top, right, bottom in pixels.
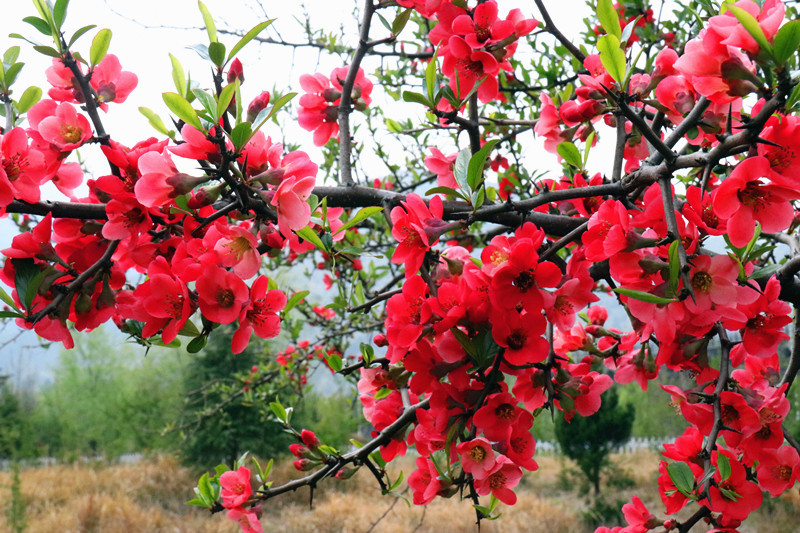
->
322, 88, 342, 102
289, 443, 313, 459
300, 429, 320, 448
247, 91, 271, 122
165, 173, 210, 197
293, 458, 316, 471
187, 183, 223, 209
227, 58, 244, 84
374, 334, 388, 347
334, 466, 358, 480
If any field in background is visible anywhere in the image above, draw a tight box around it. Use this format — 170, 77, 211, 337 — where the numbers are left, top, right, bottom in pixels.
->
1, 452, 799, 533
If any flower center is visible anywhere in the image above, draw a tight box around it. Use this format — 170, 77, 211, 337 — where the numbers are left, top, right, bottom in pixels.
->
470, 445, 487, 462
216, 287, 236, 308
495, 403, 515, 421
61, 124, 83, 144
691, 271, 713, 293
513, 270, 536, 292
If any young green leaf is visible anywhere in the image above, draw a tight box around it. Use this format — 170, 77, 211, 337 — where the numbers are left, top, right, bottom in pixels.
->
198, 1, 218, 43
333, 206, 384, 235
773, 20, 800, 65
169, 53, 187, 97
467, 139, 499, 190
139, 106, 173, 137
726, 5, 773, 56
284, 290, 309, 314
453, 147, 471, 191
596, 0, 621, 39
667, 240, 681, 296
216, 79, 238, 121
53, 0, 69, 30
667, 461, 695, 496
22, 16, 51, 36
402, 90, 431, 107
392, 8, 412, 35
295, 226, 328, 252
557, 141, 583, 168
717, 452, 731, 482
90, 29, 112, 66
227, 20, 274, 63
162, 92, 203, 131
208, 41, 226, 67
16, 86, 41, 114
613, 287, 678, 305
597, 34, 626, 83
0, 286, 22, 314
33, 46, 61, 59
68, 24, 97, 47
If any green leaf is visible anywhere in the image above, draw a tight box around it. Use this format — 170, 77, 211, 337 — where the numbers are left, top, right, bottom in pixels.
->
53, 0, 69, 30
89, 28, 112, 66
597, 34, 626, 83
31, 0, 55, 27
667, 461, 695, 496
178, 320, 200, 337
619, 15, 642, 47
425, 186, 465, 199
227, 20, 274, 63
613, 287, 678, 305
774, 20, 800, 65
169, 53, 187, 97
138, 106, 173, 137
467, 139, 499, 190
385, 118, 403, 133
208, 41, 226, 67
22, 16, 52, 36
192, 89, 216, 119
186, 335, 207, 353
295, 226, 327, 252
284, 290, 308, 313
392, 8, 412, 35
269, 401, 287, 423
786, 80, 800, 110
402, 90, 430, 107
197, 473, 214, 504
557, 141, 583, 168
0, 310, 25, 319
596, 0, 621, 39
163, 92, 203, 131
326, 351, 343, 372
12, 259, 41, 311
4, 63, 24, 88
425, 48, 438, 102
3, 46, 20, 65
749, 263, 781, 280
726, 5, 773, 56
216, 80, 238, 121
33, 46, 61, 59
0, 286, 21, 314
68, 24, 96, 47
198, 1, 218, 43
230, 122, 252, 151
253, 92, 296, 130
717, 453, 731, 482
186, 496, 211, 508
453, 147, 471, 191
333, 206, 383, 235
667, 240, 680, 296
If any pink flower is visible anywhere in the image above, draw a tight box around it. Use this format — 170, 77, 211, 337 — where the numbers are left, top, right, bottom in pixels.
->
232, 276, 286, 354
196, 267, 249, 325
271, 174, 316, 236
457, 437, 496, 479
424, 148, 458, 188
441, 35, 500, 102
220, 466, 253, 509
227, 507, 263, 533
134, 151, 205, 208
390, 193, 445, 278
89, 54, 138, 104
473, 455, 522, 505
32, 100, 93, 152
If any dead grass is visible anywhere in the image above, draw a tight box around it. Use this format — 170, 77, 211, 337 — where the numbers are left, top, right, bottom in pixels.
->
0, 451, 798, 533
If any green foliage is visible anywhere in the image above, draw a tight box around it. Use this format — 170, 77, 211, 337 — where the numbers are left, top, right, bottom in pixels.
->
555, 386, 634, 495
0, 378, 33, 459
4, 462, 27, 533
291, 391, 361, 451
30, 330, 185, 458
177, 326, 295, 466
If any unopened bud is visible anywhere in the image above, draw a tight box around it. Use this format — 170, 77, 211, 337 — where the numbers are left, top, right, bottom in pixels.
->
293, 458, 316, 471
251, 167, 285, 187
373, 334, 388, 347
289, 443, 313, 459
334, 466, 358, 480
227, 58, 244, 84
165, 173, 210, 197
247, 90, 271, 122
187, 183, 223, 209
322, 88, 342, 102
353, 99, 367, 112
301, 429, 320, 448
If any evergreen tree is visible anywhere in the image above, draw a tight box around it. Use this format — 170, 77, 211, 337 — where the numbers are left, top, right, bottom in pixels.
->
555, 386, 634, 495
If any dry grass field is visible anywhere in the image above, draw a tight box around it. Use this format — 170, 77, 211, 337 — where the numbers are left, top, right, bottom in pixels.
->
1, 451, 798, 533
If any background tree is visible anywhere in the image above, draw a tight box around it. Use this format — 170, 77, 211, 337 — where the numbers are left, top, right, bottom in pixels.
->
555, 386, 634, 495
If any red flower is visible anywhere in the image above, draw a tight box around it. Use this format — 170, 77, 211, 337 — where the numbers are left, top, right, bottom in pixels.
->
196, 267, 249, 325
390, 193, 444, 278
473, 455, 522, 505
220, 466, 253, 509
232, 276, 286, 354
